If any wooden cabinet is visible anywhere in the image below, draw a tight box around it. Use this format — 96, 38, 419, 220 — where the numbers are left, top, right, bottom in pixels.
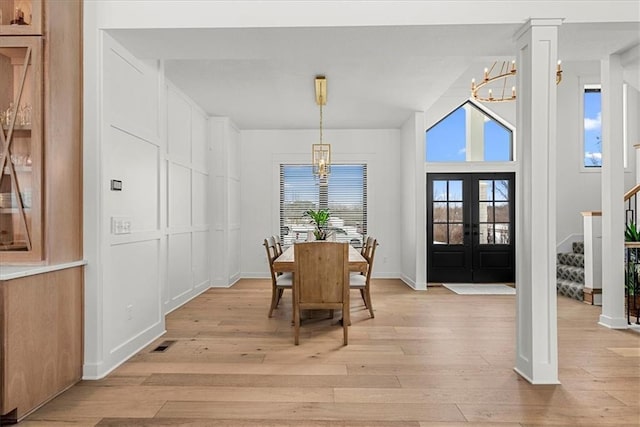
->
0, 0, 82, 422
0, 0, 42, 35
0, 36, 43, 262
0, 0, 81, 264
0, 266, 83, 423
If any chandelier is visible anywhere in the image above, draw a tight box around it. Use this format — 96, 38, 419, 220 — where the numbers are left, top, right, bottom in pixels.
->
312, 76, 330, 178
471, 60, 562, 102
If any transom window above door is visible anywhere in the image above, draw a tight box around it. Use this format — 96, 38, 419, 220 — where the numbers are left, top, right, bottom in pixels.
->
426, 101, 514, 162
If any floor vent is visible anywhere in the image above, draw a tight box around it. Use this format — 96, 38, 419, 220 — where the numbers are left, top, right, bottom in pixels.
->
152, 340, 176, 353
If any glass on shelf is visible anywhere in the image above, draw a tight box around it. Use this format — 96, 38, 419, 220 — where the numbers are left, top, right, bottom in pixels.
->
0, 36, 42, 258
0, 1, 41, 35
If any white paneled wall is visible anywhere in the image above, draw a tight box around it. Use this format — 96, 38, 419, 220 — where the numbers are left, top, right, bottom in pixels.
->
83, 33, 211, 379
210, 117, 241, 287
164, 83, 211, 313
86, 33, 166, 378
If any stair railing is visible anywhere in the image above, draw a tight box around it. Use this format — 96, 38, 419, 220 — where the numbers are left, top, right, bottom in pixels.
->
624, 184, 640, 325
624, 243, 640, 325
624, 183, 640, 228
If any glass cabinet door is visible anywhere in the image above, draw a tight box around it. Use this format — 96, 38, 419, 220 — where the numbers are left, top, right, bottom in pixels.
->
0, 36, 42, 261
0, 0, 42, 35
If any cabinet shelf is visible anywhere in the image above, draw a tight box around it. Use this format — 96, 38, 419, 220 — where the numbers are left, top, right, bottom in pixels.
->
0, 0, 42, 35
0, 207, 31, 214
3, 165, 32, 174
1, 125, 32, 132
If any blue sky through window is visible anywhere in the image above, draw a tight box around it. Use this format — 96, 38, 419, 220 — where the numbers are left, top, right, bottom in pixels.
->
584, 88, 602, 167
426, 102, 512, 162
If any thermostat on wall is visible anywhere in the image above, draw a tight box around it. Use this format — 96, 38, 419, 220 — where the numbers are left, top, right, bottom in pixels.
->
110, 180, 122, 191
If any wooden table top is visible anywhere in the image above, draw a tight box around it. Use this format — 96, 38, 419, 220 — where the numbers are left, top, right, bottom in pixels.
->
273, 244, 368, 273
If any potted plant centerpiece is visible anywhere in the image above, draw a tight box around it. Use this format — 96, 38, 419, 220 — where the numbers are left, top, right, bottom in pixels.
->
303, 209, 346, 241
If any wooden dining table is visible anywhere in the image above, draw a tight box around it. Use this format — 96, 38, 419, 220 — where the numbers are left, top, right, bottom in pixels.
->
273, 243, 368, 273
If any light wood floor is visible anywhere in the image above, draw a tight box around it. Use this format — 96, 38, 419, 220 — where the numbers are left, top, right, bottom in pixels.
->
22, 279, 640, 426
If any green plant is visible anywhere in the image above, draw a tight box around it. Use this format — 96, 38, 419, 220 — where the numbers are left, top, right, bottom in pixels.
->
304, 209, 331, 240
625, 222, 640, 242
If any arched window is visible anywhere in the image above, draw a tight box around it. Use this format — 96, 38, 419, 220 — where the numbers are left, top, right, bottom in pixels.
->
426, 101, 513, 162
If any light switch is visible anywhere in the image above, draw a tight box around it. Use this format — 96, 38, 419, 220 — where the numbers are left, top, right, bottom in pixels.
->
111, 217, 132, 234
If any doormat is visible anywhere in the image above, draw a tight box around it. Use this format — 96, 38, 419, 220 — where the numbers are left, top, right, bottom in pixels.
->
443, 283, 516, 295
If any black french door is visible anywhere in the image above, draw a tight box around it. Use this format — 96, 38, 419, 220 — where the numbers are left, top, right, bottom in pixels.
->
427, 173, 515, 283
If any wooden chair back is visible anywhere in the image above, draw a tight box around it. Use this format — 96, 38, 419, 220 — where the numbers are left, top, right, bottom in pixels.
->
293, 241, 350, 345
263, 237, 278, 280
272, 235, 283, 256
363, 238, 378, 280
361, 236, 373, 255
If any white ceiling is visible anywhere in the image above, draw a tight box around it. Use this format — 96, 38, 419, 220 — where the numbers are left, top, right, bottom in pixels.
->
108, 22, 640, 130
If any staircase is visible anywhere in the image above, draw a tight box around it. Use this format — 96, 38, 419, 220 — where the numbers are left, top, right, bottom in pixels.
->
557, 241, 585, 301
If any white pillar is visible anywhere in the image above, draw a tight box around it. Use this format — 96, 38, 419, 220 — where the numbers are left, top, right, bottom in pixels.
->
514, 19, 561, 384
582, 212, 602, 305
465, 104, 485, 161
599, 54, 627, 329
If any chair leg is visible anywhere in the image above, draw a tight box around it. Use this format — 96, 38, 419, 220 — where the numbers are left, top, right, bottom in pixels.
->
359, 288, 367, 307
275, 288, 285, 307
342, 301, 349, 345
294, 303, 300, 345
268, 284, 278, 318
364, 286, 374, 318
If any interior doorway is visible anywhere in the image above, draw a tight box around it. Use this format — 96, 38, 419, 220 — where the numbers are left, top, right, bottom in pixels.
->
427, 172, 515, 283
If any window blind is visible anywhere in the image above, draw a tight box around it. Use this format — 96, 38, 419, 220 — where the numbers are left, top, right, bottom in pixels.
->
279, 164, 367, 247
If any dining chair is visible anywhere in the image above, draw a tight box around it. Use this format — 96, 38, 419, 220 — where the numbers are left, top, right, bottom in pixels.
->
273, 235, 283, 257
293, 241, 350, 345
263, 236, 292, 317
360, 236, 373, 255
350, 238, 378, 318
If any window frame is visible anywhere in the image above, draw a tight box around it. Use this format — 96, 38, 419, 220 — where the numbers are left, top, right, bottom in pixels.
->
579, 80, 630, 173
581, 83, 603, 171
425, 98, 516, 164
279, 163, 368, 247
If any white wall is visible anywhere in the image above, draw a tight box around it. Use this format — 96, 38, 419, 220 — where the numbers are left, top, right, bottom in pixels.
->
164, 83, 211, 312
400, 113, 427, 289
240, 129, 401, 279
210, 117, 241, 287
83, 31, 211, 379
556, 61, 639, 244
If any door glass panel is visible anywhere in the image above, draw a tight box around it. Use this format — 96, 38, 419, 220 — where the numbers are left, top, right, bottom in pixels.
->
478, 180, 493, 201
479, 223, 494, 244
432, 179, 465, 246
477, 180, 511, 246
495, 224, 510, 244
433, 181, 447, 201
449, 224, 463, 244
494, 201, 509, 222
449, 202, 463, 222
433, 202, 447, 222
494, 180, 509, 201
448, 180, 463, 201
433, 224, 448, 244
0, 45, 35, 252
479, 202, 494, 222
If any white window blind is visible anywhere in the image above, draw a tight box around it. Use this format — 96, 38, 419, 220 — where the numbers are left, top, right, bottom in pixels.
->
279, 164, 367, 246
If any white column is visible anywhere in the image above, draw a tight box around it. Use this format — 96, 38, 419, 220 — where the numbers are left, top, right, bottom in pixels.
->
599, 54, 627, 328
514, 19, 561, 384
583, 212, 602, 305
465, 104, 484, 161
